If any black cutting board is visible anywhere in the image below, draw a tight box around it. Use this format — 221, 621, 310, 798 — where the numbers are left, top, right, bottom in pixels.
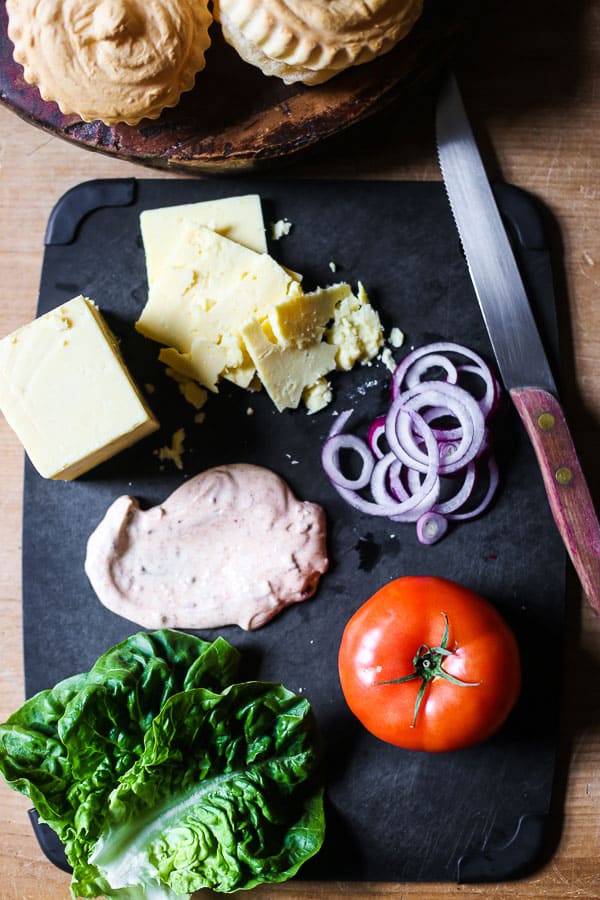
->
22, 178, 565, 884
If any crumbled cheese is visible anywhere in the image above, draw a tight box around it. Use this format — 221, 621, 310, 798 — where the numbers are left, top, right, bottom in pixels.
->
329, 261, 337, 273
137, 205, 396, 416
303, 377, 332, 414
270, 218, 292, 240
155, 428, 186, 470
389, 327, 405, 348
380, 347, 396, 372
325, 282, 384, 370
180, 380, 208, 411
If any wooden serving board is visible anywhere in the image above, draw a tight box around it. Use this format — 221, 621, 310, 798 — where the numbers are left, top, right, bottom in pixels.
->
22, 178, 565, 884
0, 2, 486, 171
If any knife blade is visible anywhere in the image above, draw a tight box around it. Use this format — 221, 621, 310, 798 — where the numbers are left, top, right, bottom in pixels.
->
436, 71, 600, 615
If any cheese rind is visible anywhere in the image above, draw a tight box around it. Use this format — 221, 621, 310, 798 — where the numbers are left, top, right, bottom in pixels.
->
0, 296, 158, 479
140, 194, 267, 285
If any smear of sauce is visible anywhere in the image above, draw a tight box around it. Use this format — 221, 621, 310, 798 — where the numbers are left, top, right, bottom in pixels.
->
84, 463, 328, 630
355, 533, 381, 572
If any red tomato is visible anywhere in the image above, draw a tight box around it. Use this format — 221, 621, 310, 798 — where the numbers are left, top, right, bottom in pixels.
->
338, 576, 521, 752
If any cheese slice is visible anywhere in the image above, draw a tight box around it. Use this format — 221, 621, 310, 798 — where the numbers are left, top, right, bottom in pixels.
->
137, 224, 304, 393
137, 224, 302, 351
241, 318, 337, 412
159, 333, 246, 393
0, 296, 158, 480
140, 194, 267, 285
268, 283, 351, 347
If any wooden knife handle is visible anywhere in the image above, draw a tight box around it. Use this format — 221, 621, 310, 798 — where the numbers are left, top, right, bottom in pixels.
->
510, 387, 600, 615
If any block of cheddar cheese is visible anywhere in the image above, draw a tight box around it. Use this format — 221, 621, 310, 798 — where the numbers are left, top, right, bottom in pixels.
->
0, 296, 159, 479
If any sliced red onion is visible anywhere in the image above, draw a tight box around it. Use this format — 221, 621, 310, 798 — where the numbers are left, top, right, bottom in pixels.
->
321, 341, 501, 544
392, 384, 485, 475
321, 430, 374, 491
416, 512, 449, 545
392, 342, 494, 401
367, 416, 387, 460
434, 462, 476, 515
457, 364, 500, 419
388, 458, 411, 502
446, 456, 499, 521
403, 354, 458, 389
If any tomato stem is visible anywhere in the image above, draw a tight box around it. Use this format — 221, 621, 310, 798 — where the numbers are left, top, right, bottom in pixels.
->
376, 612, 481, 727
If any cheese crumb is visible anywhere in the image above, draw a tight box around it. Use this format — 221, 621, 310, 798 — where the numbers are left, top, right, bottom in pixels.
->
380, 347, 396, 372
270, 218, 292, 240
156, 428, 186, 470
389, 327, 405, 348
303, 377, 332, 414
179, 380, 208, 411
329, 261, 337, 273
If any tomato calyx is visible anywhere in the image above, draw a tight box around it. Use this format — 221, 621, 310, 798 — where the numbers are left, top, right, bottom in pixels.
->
376, 612, 481, 728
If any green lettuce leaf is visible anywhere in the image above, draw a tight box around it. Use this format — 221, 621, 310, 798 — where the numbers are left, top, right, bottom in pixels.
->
88, 682, 324, 896
0, 631, 324, 898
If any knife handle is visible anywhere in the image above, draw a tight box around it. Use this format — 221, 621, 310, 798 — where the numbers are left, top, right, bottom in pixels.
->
510, 387, 600, 615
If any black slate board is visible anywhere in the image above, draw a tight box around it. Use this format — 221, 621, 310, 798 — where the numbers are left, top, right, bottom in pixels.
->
22, 178, 565, 884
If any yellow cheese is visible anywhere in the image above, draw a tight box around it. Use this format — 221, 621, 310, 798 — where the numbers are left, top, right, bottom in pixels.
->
326, 282, 384, 370
140, 194, 267, 285
303, 377, 333, 414
268, 283, 351, 347
159, 333, 254, 392
161, 366, 208, 411
270, 218, 292, 240
156, 428, 186, 470
137, 224, 302, 351
137, 224, 303, 391
241, 318, 337, 412
0, 296, 158, 480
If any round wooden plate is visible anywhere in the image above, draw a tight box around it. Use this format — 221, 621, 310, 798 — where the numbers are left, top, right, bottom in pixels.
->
0, 2, 482, 172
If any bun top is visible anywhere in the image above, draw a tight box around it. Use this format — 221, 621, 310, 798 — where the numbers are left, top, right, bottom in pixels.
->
215, 0, 423, 72
6, 0, 212, 125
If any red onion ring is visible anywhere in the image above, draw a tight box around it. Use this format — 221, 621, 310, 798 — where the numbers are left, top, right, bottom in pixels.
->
446, 456, 499, 521
416, 511, 449, 545
321, 430, 374, 491
367, 416, 387, 460
321, 341, 501, 544
392, 341, 494, 400
394, 385, 485, 475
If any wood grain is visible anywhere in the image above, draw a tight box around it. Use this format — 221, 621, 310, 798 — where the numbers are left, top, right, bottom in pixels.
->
511, 387, 600, 616
1, 0, 599, 896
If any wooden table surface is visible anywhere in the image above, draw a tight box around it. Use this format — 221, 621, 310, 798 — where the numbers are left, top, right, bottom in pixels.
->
1, 1, 598, 898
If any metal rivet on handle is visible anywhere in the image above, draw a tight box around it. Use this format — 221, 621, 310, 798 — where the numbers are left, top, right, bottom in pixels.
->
538, 413, 556, 431
555, 466, 573, 485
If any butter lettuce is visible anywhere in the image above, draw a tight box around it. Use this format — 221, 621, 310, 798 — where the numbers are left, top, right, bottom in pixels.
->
0, 631, 324, 898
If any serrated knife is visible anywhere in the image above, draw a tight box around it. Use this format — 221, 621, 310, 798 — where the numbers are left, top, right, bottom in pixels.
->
436, 71, 600, 615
